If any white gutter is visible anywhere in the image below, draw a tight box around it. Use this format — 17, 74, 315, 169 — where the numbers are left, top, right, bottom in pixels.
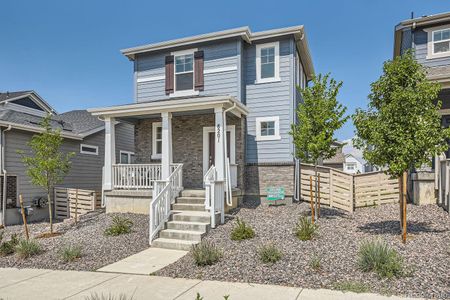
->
1, 125, 11, 226
223, 103, 236, 206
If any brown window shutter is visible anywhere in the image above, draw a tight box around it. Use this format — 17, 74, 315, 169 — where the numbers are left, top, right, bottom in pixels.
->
194, 50, 204, 91
165, 55, 174, 95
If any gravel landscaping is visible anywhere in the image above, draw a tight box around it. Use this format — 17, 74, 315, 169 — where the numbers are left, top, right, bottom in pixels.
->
158, 201, 450, 299
0, 210, 149, 271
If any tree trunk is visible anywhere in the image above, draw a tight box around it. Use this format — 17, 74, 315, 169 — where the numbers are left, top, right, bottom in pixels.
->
399, 177, 403, 232
314, 162, 318, 220
47, 190, 53, 234
402, 171, 407, 243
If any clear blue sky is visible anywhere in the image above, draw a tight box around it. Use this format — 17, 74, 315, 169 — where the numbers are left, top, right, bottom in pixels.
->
1, 0, 449, 140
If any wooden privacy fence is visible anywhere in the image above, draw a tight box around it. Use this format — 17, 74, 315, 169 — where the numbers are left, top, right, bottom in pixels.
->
298, 163, 399, 212
54, 187, 101, 219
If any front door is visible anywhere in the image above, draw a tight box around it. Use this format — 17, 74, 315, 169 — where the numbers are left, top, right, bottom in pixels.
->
208, 131, 231, 167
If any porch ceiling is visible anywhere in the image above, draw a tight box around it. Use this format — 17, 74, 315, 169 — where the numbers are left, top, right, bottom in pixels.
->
88, 96, 248, 119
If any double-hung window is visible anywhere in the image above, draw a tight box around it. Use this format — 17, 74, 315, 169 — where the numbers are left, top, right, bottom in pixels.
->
256, 116, 280, 141
427, 26, 450, 59
120, 151, 135, 164
152, 122, 162, 159
173, 50, 196, 94
256, 42, 280, 84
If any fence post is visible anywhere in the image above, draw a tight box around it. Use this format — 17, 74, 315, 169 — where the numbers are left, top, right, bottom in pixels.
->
74, 189, 79, 224
329, 170, 334, 208
309, 176, 314, 224
19, 195, 29, 240
318, 174, 321, 218
349, 173, 354, 213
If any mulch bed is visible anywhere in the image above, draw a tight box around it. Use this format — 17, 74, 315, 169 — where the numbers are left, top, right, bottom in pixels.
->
157, 201, 450, 299
0, 210, 149, 271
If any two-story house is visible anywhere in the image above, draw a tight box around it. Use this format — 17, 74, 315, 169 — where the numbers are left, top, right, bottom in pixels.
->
394, 12, 450, 146
88, 26, 314, 248
0, 90, 134, 226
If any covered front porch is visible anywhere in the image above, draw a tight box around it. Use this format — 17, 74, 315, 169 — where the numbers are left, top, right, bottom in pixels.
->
89, 95, 248, 217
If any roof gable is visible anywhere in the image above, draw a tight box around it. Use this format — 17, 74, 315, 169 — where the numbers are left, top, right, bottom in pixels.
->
0, 91, 56, 115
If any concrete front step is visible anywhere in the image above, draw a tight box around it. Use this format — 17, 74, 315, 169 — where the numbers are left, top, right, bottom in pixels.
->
152, 238, 198, 251
172, 211, 212, 223
166, 220, 210, 232
180, 189, 205, 197
176, 197, 205, 205
172, 203, 205, 212
159, 229, 205, 242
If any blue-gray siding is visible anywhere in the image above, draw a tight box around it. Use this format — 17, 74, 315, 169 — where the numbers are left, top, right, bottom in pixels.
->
245, 37, 295, 163
135, 39, 240, 102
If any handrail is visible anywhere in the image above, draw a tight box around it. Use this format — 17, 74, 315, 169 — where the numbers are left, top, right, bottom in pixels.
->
149, 164, 183, 244
204, 164, 225, 228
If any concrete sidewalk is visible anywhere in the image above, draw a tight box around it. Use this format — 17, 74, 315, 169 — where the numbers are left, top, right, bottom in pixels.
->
0, 268, 422, 300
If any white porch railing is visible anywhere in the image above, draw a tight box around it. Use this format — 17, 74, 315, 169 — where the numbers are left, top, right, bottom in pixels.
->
112, 163, 180, 190
204, 165, 225, 228
149, 164, 183, 244
438, 159, 450, 213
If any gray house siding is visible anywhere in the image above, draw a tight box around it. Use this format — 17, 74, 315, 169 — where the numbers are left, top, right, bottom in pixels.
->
3, 122, 134, 224
412, 27, 450, 67
135, 39, 240, 103
245, 37, 295, 163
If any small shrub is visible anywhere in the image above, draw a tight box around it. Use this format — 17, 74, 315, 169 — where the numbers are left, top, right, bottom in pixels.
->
59, 245, 82, 262
309, 254, 321, 270
358, 240, 403, 278
191, 241, 222, 266
258, 243, 282, 264
295, 216, 318, 241
15, 239, 41, 259
333, 281, 370, 293
0, 233, 19, 256
230, 218, 255, 241
104, 216, 133, 236
195, 293, 203, 300
85, 293, 133, 300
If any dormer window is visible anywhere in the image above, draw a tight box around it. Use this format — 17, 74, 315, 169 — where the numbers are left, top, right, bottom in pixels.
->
255, 42, 280, 84
426, 26, 450, 59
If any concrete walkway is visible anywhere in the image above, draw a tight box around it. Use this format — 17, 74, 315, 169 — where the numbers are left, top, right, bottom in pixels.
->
0, 268, 423, 300
97, 247, 187, 275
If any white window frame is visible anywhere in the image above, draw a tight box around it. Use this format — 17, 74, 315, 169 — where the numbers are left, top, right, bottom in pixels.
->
426, 25, 450, 59
255, 116, 281, 141
170, 48, 199, 97
152, 122, 162, 160
119, 150, 135, 164
255, 42, 280, 84
346, 162, 356, 171
80, 144, 98, 155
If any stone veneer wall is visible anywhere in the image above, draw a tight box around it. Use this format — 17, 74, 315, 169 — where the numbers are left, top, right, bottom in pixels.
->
134, 113, 245, 189
244, 163, 295, 196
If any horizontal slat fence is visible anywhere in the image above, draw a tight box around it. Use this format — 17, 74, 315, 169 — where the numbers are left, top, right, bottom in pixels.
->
354, 172, 399, 207
298, 163, 399, 213
54, 187, 101, 219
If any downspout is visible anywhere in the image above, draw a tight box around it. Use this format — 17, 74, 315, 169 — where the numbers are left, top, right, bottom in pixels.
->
223, 103, 237, 206
1, 125, 12, 226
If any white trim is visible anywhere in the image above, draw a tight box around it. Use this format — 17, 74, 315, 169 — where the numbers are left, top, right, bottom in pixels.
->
255, 41, 280, 84
137, 75, 165, 83
80, 144, 99, 155
119, 150, 135, 164
202, 125, 235, 179
425, 25, 450, 59
255, 116, 281, 141
152, 122, 162, 160
169, 90, 200, 98
204, 66, 237, 74
170, 48, 197, 97
170, 48, 198, 56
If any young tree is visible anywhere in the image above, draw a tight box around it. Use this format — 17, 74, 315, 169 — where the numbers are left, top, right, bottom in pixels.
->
20, 115, 74, 234
291, 73, 348, 219
353, 50, 450, 242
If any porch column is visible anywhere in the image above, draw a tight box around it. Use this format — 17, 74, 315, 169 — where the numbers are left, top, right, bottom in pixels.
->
103, 117, 116, 190
214, 107, 225, 181
161, 112, 173, 180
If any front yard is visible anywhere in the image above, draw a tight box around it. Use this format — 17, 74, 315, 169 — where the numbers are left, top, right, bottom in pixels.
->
0, 211, 149, 271
157, 200, 450, 300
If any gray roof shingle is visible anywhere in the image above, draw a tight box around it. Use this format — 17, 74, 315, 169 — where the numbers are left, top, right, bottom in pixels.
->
58, 110, 104, 134
0, 91, 32, 102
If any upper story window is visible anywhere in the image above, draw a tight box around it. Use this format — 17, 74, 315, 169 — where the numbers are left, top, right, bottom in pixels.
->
80, 144, 98, 155
175, 53, 194, 91
433, 28, 450, 54
255, 116, 281, 141
256, 42, 280, 84
426, 26, 450, 59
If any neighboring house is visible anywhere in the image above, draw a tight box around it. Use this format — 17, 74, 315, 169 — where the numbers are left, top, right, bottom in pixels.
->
323, 141, 345, 170
394, 12, 450, 156
89, 25, 314, 208
343, 154, 364, 174
0, 91, 134, 225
